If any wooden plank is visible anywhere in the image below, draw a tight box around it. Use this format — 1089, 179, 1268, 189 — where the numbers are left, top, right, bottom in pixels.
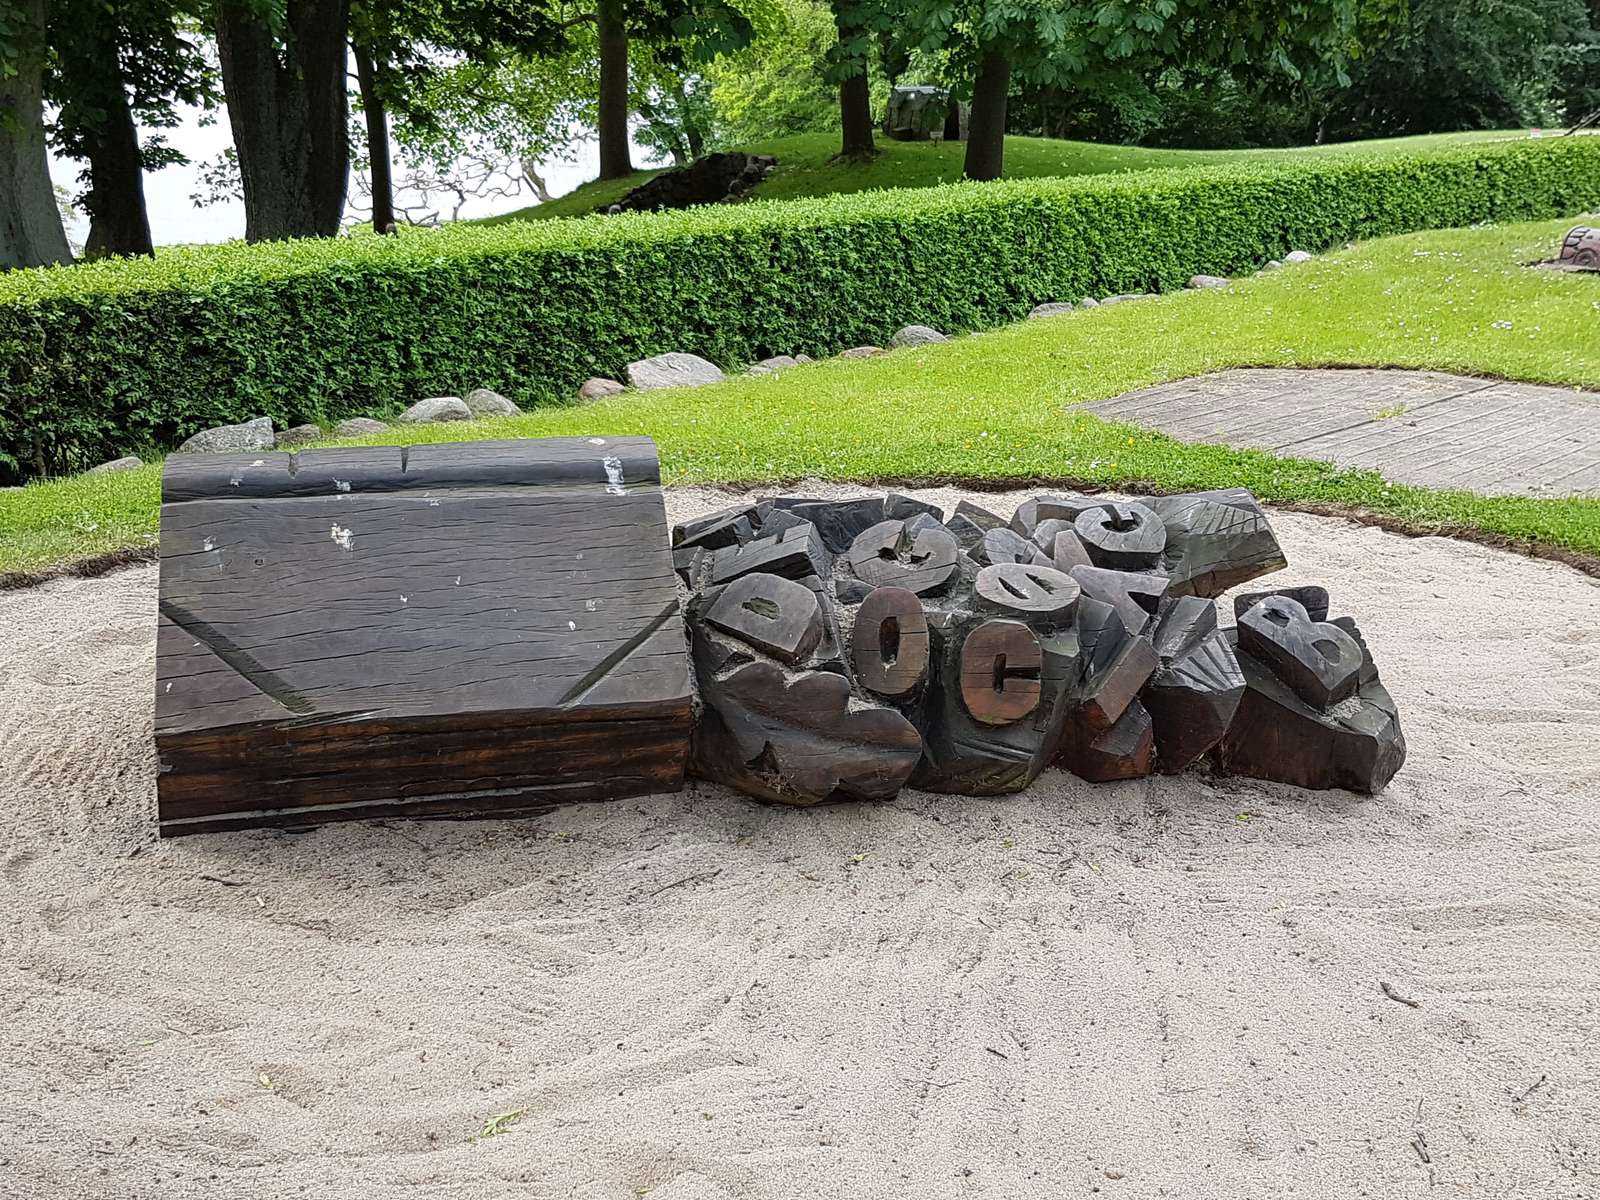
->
155, 436, 691, 835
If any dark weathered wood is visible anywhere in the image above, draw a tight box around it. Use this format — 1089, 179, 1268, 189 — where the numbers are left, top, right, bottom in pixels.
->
155, 436, 691, 835
1147, 489, 1287, 597
1074, 502, 1167, 570
674, 502, 763, 550
958, 619, 1042, 725
1060, 699, 1156, 782
1071, 597, 1159, 738
771, 493, 943, 553
977, 527, 1048, 567
1215, 617, 1405, 794
690, 645, 921, 805
1008, 494, 1097, 539
974, 563, 1081, 622
953, 499, 1005, 531
851, 586, 930, 698
1236, 595, 1361, 711
1141, 595, 1243, 774
1232, 585, 1330, 624
704, 574, 824, 665
1051, 528, 1093, 573
709, 522, 831, 585
910, 612, 1080, 796
1067, 565, 1169, 636
847, 519, 960, 594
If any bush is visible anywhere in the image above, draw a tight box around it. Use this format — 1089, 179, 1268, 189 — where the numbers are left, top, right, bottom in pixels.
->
2, 138, 1598, 482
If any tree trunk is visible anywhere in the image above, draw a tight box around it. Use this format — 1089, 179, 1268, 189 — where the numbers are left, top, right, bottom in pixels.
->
216, 0, 351, 242
964, 49, 1010, 182
0, 0, 73, 269
596, 0, 632, 180
353, 41, 396, 234
79, 62, 155, 258
678, 80, 705, 161
836, 16, 875, 158
839, 69, 876, 157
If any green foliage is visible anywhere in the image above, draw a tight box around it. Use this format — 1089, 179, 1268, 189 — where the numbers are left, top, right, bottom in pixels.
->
906, 0, 1356, 92
704, 0, 842, 142
2, 136, 1597, 482
1324, 0, 1599, 137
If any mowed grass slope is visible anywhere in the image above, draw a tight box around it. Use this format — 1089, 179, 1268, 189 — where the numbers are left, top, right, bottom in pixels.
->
488, 129, 1528, 222
3, 215, 1597, 582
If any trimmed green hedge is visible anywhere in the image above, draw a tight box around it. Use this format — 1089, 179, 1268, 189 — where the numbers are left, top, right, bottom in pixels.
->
3, 138, 1599, 482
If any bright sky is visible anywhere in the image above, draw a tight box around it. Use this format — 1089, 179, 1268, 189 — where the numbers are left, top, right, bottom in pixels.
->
47, 103, 660, 247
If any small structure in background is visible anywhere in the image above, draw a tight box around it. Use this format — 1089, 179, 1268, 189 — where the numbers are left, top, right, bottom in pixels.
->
606, 152, 777, 214
885, 85, 967, 141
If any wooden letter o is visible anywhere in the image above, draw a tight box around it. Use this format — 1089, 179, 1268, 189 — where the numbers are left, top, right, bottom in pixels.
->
852, 586, 929, 698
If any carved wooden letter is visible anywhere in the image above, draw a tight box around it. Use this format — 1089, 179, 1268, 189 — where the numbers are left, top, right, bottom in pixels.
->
959, 619, 1043, 725
851, 586, 930, 698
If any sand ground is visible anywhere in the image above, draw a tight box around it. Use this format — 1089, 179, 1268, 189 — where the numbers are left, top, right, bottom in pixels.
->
2, 485, 1598, 1200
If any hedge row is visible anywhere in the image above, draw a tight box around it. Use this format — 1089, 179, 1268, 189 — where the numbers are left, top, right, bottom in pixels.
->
3, 138, 1599, 482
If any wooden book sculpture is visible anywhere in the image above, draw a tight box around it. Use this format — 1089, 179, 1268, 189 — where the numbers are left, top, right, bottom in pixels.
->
154, 437, 691, 835
155, 438, 1405, 836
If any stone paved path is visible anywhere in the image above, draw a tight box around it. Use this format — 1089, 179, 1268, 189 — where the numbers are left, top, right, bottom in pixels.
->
1084, 368, 1600, 498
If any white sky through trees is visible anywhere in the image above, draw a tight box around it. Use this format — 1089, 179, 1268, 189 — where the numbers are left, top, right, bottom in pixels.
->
48, 103, 662, 246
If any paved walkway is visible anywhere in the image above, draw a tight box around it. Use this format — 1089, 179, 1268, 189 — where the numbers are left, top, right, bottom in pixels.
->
1085, 368, 1600, 498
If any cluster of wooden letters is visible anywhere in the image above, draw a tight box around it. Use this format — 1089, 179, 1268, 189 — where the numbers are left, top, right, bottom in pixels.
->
676, 489, 1407, 804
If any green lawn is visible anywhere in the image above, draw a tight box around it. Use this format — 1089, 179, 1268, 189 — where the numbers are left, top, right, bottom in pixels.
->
486, 129, 1528, 223
3, 214, 1597, 583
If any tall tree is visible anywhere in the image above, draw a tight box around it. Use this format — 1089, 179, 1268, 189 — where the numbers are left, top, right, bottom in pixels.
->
1, 0, 73, 268
595, 1, 753, 177
910, 0, 1356, 182
596, 0, 632, 176
827, 0, 898, 157
45, 0, 215, 258
347, 0, 565, 233
831, 2, 875, 156
216, 0, 353, 241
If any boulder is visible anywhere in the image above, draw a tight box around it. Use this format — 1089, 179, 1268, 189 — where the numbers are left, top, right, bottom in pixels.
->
1262, 259, 1284, 271
838, 346, 887, 359
1187, 275, 1229, 290
577, 377, 626, 401
627, 352, 726, 391
398, 396, 472, 424
274, 424, 323, 448
86, 455, 143, 475
1078, 296, 1100, 308
1028, 302, 1075, 319
333, 417, 389, 437
176, 417, 275, 455
749, 355, 802, 376
464, 388, 520, 418
890, 324, 947, 348
608, 152, 777, 213
1100, 293, 1156, 306
1285, 250, 1313, 263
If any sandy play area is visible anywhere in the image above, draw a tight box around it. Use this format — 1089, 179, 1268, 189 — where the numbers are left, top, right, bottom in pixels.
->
2, 485, 1598, 1199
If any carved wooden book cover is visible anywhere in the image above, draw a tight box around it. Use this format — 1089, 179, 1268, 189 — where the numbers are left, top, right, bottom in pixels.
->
154, 437, 691, 835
